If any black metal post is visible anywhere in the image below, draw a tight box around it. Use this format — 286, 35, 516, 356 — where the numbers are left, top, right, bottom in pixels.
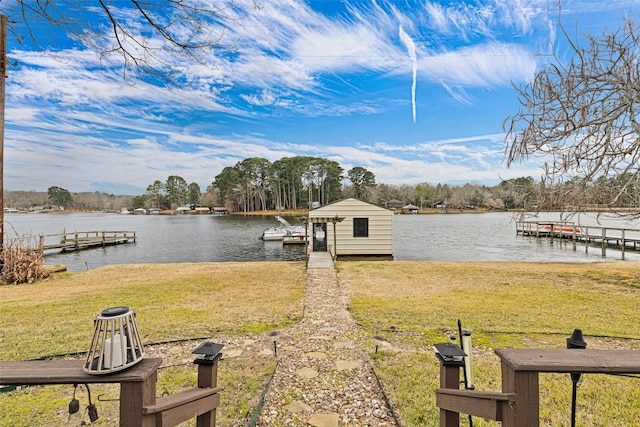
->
458, 319, 473, 427
567, 328, 587, 427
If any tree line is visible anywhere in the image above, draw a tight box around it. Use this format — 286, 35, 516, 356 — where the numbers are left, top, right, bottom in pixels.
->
4, 157, 638, 213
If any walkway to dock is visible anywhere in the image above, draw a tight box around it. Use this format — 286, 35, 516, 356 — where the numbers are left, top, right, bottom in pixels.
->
256, 252, 399, 427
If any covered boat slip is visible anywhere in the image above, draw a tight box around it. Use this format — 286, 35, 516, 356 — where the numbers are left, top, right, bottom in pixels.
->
304, 198, 394, 260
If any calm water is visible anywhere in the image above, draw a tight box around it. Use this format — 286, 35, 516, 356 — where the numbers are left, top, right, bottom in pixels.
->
4, 211, 640, 272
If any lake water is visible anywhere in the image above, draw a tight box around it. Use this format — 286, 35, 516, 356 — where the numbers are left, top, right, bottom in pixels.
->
4, 211, 640, 271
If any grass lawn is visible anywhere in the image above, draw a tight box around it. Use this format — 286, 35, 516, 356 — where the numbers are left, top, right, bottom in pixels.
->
0, 262, 306, 426
338, 261, 640, 426
1, 260, 639, 426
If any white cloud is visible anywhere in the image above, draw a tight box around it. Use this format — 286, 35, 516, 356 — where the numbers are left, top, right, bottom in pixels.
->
421, 42, 537, 87
3, 0, 624, 194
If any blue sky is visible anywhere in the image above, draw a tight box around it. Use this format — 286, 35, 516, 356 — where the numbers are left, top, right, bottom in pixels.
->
3, 0, 638, 194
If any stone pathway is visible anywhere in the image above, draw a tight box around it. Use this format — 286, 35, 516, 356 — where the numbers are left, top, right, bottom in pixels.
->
255, 254, 400, 427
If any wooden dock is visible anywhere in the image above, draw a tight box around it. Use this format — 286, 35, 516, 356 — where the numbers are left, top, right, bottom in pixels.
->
282, 235, 306, 245
516, 220, 640, 258
38, 230, 136, 252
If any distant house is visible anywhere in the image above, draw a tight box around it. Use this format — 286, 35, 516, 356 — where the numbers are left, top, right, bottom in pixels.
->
401, 204, 420, 214
385, 199, 404, 209
306, 198, 394, 259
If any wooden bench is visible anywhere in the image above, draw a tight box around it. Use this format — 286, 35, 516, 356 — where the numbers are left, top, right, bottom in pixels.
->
436, 348, 640, 427
0, 357, 222, 427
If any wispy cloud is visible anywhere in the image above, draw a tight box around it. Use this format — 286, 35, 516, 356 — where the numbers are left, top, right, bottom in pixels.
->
3, 0, 630, 193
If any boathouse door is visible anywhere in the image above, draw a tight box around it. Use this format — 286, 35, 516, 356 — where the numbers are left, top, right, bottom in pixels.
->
312, 223, 327, 252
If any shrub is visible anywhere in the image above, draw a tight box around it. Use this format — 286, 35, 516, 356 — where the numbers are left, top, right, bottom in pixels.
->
1, 234, 50, 285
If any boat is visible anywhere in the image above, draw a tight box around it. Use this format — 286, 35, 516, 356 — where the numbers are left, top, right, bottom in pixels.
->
543, 224, 582, 234
261, 216, 306, 241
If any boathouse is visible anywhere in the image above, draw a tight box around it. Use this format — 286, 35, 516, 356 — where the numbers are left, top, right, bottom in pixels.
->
401, 203, 420, 214
306, 198, 394, 259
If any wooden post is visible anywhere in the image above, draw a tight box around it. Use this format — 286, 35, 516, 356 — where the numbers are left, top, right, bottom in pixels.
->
304, 220, 309, 267
601, 228, 606, 257
438, 362, 461, 427
332, 219, 337, 263
585, 226, 589, 253
621, 229, 625, 260
500, 362, 538, 427
196, 355, 221, 427
120, 370, 158, 427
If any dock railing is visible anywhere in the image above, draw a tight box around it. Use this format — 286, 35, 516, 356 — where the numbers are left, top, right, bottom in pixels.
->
38, 230, 136, 252
516, 220, 640, 258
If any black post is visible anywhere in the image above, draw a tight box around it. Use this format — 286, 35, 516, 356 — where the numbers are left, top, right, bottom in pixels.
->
458, 319, 473, 427
567, 329, 587, 427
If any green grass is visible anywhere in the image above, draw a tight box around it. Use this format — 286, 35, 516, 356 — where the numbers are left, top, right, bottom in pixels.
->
0, 262, 305, 426
339, 261, 640, 427
1, 260, 639, 426
0, 263, 305, 360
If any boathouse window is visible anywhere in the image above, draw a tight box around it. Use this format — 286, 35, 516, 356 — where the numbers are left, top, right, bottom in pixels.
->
353, 217, 369, 237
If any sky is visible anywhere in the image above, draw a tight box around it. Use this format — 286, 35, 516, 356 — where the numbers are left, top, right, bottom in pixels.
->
3, 0, 639, 195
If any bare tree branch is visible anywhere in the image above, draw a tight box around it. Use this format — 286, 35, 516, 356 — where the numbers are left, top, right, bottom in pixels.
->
2, 0, 260, 83
505, 15, 640, 217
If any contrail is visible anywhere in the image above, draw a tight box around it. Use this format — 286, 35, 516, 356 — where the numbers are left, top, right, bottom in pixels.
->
399, 25, 417, 124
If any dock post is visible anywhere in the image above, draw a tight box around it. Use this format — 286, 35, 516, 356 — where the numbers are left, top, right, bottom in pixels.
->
601, 228, 606, 257
585, 226, 589, 254
621, 230, 626, 260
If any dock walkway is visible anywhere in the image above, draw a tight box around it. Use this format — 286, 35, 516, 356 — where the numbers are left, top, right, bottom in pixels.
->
516, 220, 640, 257
256, 252, 398, 426
39, 230, 136, 252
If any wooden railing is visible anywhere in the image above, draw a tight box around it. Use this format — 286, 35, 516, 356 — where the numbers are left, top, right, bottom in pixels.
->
516, 220, 640, 258
0, 357, 221, 427
436, 348, 640, 427
38, 230, 136, 252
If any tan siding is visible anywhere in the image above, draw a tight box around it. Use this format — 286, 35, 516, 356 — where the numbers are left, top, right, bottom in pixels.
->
310, 198, 394, 256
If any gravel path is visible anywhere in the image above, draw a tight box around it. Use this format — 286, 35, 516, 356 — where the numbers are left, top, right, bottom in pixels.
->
254, 256, 401, 427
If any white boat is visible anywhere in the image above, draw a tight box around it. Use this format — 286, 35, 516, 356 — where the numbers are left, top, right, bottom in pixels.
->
261, 216, 306, 241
